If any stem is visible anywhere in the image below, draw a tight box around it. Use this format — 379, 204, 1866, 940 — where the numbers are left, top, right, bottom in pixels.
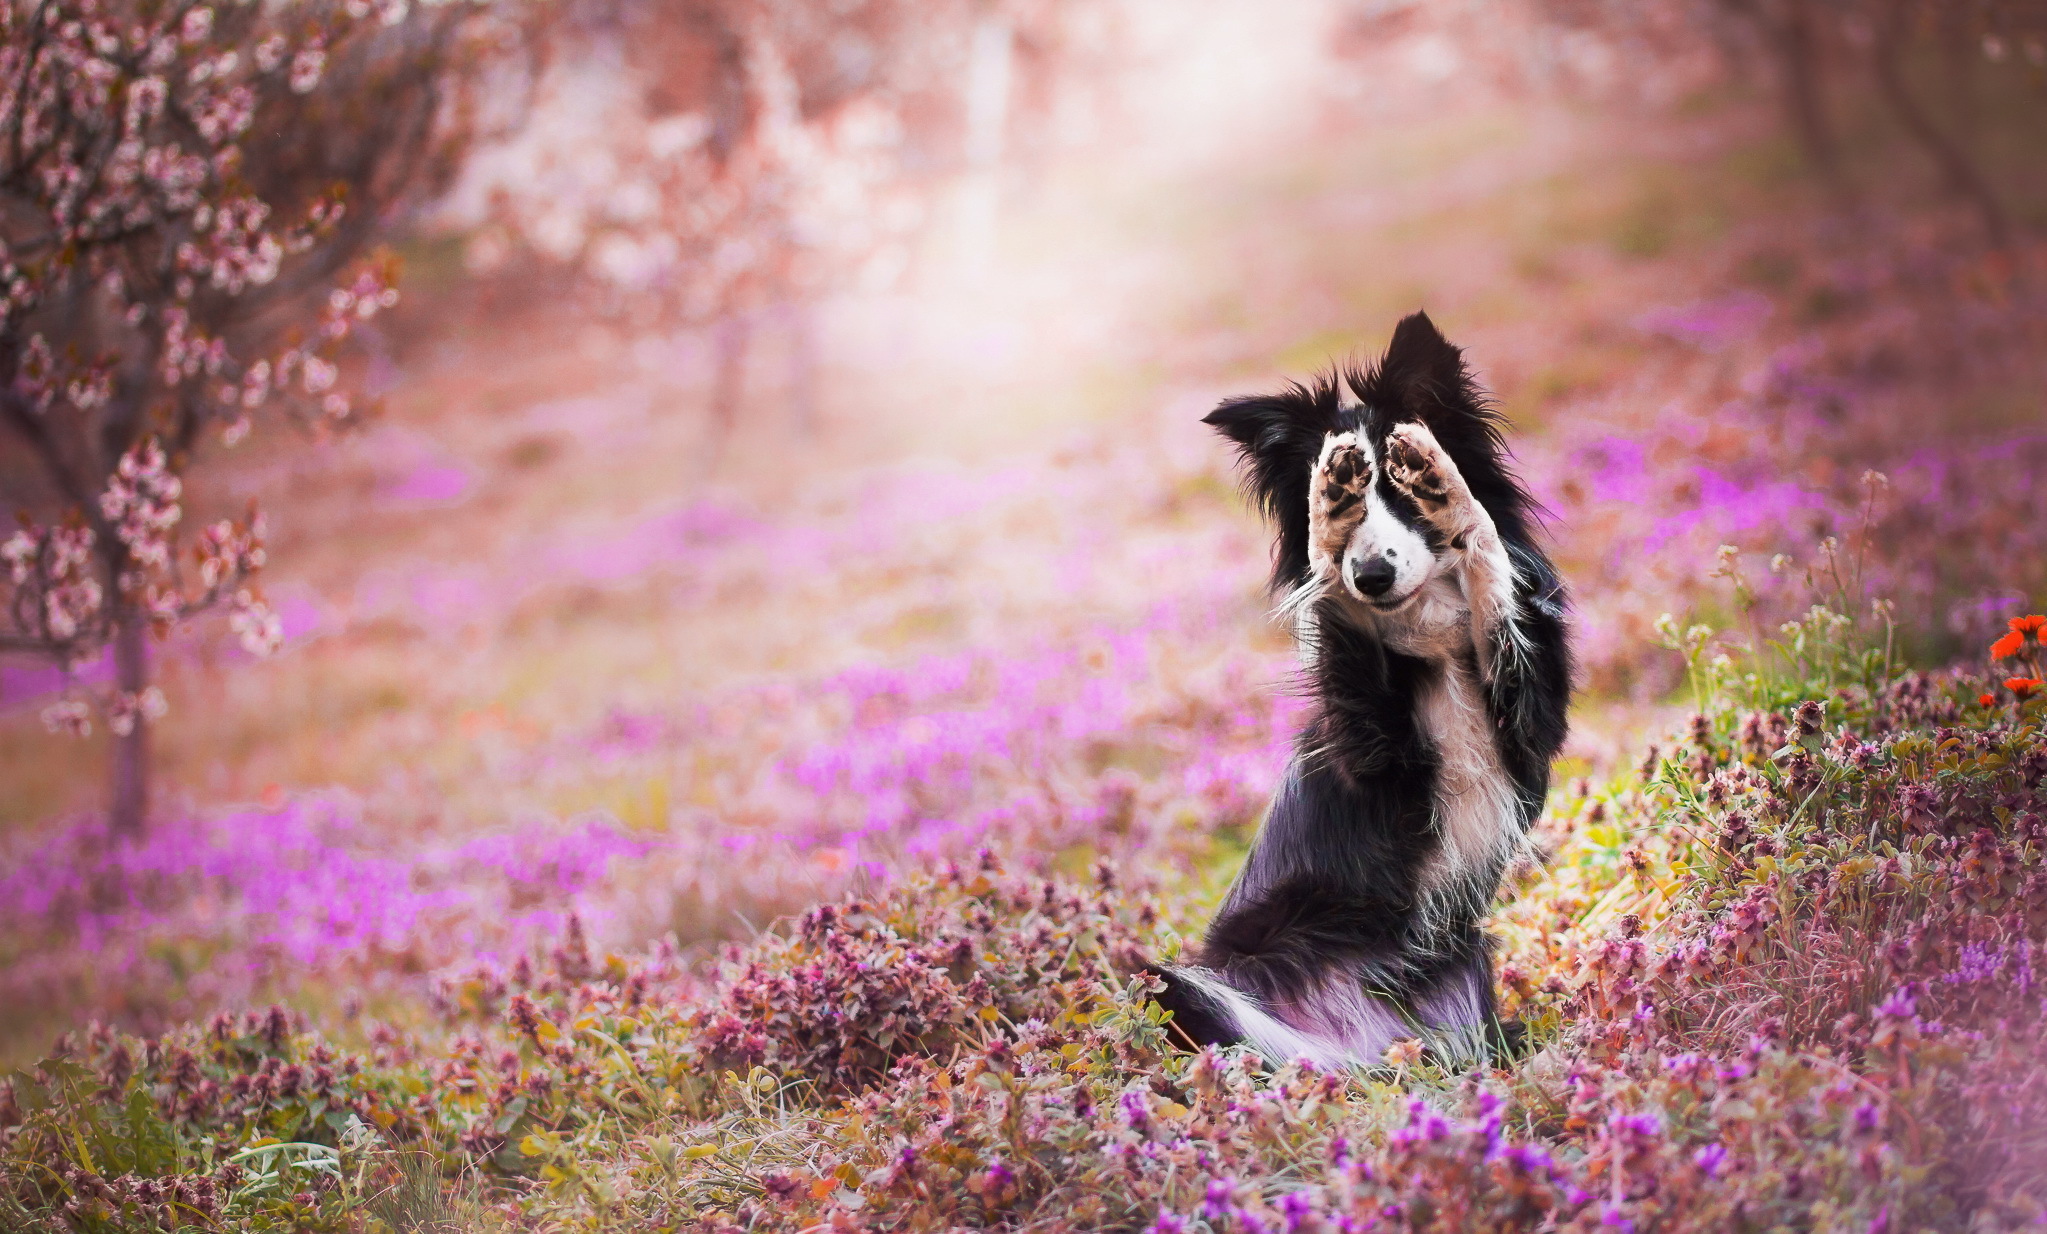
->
109, 609, 150, 837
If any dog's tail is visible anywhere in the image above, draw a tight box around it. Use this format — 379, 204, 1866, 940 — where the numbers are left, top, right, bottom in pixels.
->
1146, 954, 1501, 1070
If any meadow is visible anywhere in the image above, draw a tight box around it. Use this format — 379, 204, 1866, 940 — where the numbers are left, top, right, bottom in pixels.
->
4, 3, 2047, 1230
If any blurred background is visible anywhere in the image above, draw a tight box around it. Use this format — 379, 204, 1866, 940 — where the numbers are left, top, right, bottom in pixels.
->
2, 0, 2044, 1062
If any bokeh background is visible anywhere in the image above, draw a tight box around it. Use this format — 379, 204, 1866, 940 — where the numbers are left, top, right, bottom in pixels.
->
3, 0, 2044, 1064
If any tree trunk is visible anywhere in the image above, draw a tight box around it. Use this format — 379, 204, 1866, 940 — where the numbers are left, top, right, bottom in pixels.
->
1938, 2, 1977, 131
1772, 0, 1841, 182
786, 300, 820, 433
109, 611, 150, 838
1871, 0, 2009, 247
706, 312, 751, 464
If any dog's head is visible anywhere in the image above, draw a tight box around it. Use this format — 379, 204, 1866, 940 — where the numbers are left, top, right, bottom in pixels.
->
1202, 311, 1534, 603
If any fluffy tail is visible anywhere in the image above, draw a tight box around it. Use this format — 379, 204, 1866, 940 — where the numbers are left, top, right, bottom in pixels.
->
1148, 953, 1501, 1070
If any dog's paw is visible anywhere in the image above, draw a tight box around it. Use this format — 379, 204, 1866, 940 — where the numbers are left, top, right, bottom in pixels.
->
1309, 432, 1371, 567
1383, 422, 1473, 540
1315, 432, 1371, 520
1382, 422, 1452, 508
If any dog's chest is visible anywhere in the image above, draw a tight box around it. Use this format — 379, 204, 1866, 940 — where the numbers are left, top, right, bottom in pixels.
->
1413, 661, 1519, 891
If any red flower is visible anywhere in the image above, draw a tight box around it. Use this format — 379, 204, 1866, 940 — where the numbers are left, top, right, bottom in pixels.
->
1979, 693, 1997, 707
2006, 677, 2043, 701
1998, 615, 2047, 658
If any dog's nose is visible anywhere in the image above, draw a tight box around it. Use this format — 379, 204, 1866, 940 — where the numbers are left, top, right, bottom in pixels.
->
1351, 555, 1397, 597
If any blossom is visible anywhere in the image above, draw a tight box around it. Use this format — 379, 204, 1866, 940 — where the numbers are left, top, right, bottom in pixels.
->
2006, 677, 2042, 701
1991, 616, 2045, 659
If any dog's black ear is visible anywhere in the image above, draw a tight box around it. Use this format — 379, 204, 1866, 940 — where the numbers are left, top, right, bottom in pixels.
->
1376, 311, 1468, 423
1371, 311, 1535, 545
1202, 388, 1333, 594
1374, 310, 1508, 470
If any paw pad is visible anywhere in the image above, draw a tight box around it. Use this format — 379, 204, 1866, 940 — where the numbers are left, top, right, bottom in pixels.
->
1319, 442, 1368, 514
1385, 428, 1449, 506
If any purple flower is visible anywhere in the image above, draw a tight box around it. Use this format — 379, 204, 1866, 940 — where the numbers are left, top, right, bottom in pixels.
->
1501, 1143, 1555, 1176
1693, 1143, 1729, 1177
1280, 1191, 1316, 1232
1873, 985, 1919, 1021
1121, 1088, 1153, 1134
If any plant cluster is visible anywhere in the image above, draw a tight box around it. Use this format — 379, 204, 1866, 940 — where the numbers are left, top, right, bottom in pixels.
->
4, 579, 2046, 1231
0, 586, 1297, 1049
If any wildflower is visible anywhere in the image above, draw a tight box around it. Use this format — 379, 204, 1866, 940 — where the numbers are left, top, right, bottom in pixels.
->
1873, 985, 1918, 1020
979, 1157, 1016, 1201
1382, 1037, 1423, 1066
1120, 1088, 1153, 1135
1993, 616, 2045, 658
1693, 1142, 1728, 1177
2007, 678, 2042, 701
1979, 693, 1997, 707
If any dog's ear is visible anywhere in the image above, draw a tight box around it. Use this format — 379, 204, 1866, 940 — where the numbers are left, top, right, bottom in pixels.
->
1374, 310, 1508, 469
1375, 311, 1468, 424
1202, 387, 1333, 594
1372, 311, 1535, 544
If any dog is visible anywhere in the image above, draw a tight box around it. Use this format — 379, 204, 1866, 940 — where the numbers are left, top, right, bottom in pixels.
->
1151, 311, 1571, 1068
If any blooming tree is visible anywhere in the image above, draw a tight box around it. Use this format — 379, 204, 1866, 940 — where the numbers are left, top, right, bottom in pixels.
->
0, 0, 511, 834
463, 0, 1107, 445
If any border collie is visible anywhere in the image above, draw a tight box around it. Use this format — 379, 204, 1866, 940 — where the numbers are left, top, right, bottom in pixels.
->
1152, 311, 1572, 1068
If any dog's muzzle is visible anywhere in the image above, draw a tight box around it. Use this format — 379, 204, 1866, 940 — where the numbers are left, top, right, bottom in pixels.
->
1350, 555, 1397, 598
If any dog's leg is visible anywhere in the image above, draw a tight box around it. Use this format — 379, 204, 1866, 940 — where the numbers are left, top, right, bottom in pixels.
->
1381, 422, 1520, 680
1307, 432, 1371, 588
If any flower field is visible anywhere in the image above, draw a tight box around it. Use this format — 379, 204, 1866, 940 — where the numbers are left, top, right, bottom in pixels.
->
5, 3, 2047, 1230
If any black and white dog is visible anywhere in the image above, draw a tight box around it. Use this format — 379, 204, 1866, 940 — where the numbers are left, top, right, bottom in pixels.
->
1154, 311, 1571, 1068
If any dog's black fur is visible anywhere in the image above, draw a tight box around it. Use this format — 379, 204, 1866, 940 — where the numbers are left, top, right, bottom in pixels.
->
1152, 312, 1572, 1066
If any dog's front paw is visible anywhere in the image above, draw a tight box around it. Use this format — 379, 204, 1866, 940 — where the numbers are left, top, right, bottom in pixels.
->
1317, 434, 1369, 517
1310, 432, 1370, 566
1384, 422, 1475, 543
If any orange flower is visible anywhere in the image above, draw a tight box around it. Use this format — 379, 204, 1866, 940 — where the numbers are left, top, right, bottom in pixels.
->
2014, 615, 2047, 633
1992, 631, 2025, 659
2007, 677, 2043, 701
2002, 615, 2047, 655
1979, 693, 1997, 707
